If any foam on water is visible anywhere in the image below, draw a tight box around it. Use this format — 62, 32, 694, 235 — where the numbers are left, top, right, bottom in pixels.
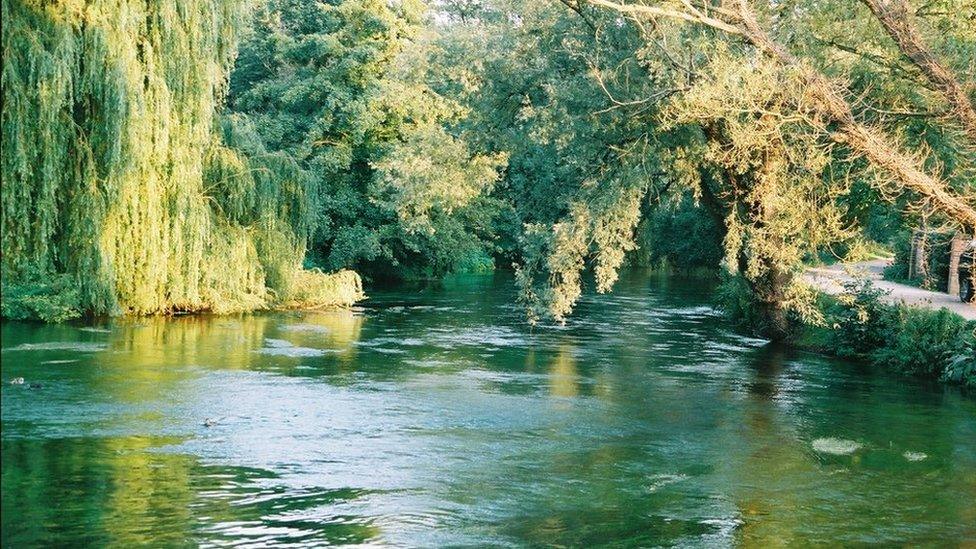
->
279, 324, 331, 333
812, 438, 862, 455
645, 473, 689, 492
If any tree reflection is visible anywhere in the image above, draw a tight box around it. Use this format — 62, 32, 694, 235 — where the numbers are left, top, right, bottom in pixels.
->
549, 343, 579, 399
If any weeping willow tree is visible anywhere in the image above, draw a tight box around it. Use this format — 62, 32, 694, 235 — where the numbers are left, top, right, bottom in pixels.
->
1, 0, 362, 321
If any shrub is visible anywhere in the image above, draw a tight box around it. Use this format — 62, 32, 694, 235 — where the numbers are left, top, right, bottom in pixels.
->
942, 328, 976, 389
821, 278, 975, 387
716, 274, 765, 333
1, 275, 83, 322
276, 269, 364, 310
871, 307, 970, 378
829, 278, 892, 358
631, 194, 724, 271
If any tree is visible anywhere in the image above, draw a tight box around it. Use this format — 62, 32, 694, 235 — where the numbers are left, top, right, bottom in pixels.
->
590, 0, 976, 229
226, 0, 506, 281
439, 0, 973, 337
858, 0, 976, 142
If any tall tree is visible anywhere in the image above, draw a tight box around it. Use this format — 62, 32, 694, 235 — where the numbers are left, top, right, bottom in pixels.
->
590, 0, 976, 229
226, 0, 506, 281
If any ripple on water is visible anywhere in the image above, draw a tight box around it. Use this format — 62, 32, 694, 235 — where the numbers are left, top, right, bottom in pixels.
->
4, 342, 107, 353
427, 326, 527, 349
256, 339, 331, 358
78, 327, 112, 334
3, 272, 976, 548
645, 473, 689, 492
279, 324, 331, 334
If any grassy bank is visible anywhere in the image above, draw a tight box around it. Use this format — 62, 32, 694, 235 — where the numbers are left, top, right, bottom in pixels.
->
1, 269, 365, 323
795, 280, 976, 389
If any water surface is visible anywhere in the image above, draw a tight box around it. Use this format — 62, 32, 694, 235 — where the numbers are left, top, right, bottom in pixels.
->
2, 271, 975, 546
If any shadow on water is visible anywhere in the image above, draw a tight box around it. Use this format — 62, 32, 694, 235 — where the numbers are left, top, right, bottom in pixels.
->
743, 341, 791, 400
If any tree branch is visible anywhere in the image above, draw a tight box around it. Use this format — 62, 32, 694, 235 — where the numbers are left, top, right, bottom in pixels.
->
858, 0, 976, 143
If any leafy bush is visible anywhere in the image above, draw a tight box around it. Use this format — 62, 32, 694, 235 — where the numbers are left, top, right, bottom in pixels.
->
941, 328, 976, 389
631, 194, 724, 271
1, 275, 83, 322
829, 278, 892, 358
716, 274, 761, 329
871, 307, 971, 379
821, 278, 975, 387
277, 269, 364, 310
882, 231, 912, 281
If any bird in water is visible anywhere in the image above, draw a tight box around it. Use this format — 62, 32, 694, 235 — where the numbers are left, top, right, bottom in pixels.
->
10, 377, 24, 385
28, 383, 43, 389
203, 418, 217, 427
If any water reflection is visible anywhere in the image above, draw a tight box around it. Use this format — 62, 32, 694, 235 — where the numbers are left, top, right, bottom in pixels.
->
548, 343, 578, 399
2, 272, 975, 546
743, 342, 790, 400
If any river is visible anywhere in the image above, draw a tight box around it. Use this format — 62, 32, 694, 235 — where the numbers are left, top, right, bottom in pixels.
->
2, 271, 974, 546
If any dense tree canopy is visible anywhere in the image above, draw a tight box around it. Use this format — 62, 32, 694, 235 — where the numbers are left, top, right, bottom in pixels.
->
225, 0, 507, 281
2, 0, 973, 336
429, 0, 974, 337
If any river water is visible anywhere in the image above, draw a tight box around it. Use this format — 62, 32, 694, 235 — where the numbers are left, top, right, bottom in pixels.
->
2, 271, 974, 546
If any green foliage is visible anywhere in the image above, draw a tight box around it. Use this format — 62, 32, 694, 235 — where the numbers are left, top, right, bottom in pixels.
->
225, 0, 505, 282
1, 0, 250, 317
716, 274, 766, 334
4, 0, 973, 350
871, 307, 971, 379
630, 194, 724, 271
435, 0, 975, 333
715, 271, 824, 340
1, 0, 362, 321
821, 280, 975, 385
828, 279, 892, 358
277, 269, 364, 310
883, 230, 952, 291
436, 0, 667, 321
1, 275, 82, 323
942, 328, 976, 389
883, 231, 913, 281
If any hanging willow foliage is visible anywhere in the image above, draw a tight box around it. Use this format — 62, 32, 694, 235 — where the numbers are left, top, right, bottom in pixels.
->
1, 0, 362, 320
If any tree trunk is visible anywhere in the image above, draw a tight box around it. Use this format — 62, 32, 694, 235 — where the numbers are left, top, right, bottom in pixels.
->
751, 266, 793, 341
948, 233, 966, 296
913, 230, 928, 280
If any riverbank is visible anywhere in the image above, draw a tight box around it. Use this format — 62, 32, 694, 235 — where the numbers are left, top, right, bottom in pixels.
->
803, 259, 976, 320
0, 269, 365, 323
795, 265, 975, 389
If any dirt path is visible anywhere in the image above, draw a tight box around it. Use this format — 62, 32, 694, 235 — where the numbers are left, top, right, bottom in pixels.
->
803, 259, 976, 321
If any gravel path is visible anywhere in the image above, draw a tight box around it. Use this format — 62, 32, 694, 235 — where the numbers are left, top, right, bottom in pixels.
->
803, 259, 976, 321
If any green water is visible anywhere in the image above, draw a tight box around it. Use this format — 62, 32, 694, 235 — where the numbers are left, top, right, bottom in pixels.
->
2, 271, 974, 547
